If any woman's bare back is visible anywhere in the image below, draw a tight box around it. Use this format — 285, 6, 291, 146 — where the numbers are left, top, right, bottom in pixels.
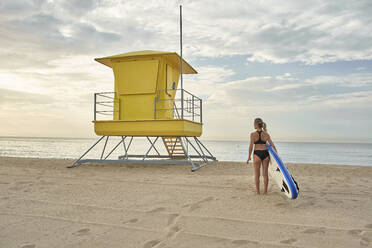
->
251, 130, 269, 150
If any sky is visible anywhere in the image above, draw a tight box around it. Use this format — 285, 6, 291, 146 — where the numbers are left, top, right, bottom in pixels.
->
0, 0, 372, 142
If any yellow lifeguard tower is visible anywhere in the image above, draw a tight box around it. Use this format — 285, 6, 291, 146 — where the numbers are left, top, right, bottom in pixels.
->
69, 50, 216, 171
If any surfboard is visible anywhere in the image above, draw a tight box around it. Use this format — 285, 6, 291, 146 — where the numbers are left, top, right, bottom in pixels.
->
266, 142, 299, 199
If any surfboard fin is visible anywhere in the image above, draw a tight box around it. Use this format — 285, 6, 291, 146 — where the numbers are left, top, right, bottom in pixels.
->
291, 175, 300, 191
282, 181, 289, 193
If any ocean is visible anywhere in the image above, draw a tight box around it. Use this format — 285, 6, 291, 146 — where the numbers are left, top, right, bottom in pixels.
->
0, 136, 371, 166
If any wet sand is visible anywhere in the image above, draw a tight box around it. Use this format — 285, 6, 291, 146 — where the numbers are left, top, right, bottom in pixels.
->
0, 157, 371, 247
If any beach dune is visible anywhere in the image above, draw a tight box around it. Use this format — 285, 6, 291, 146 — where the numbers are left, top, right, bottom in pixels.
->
0, 157, 372, 247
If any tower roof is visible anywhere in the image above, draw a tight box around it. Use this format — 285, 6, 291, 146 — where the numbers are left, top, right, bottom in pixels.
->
95, 50, 197, 74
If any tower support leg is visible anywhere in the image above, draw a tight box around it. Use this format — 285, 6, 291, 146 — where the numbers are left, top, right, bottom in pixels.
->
67, 136, 106, 168
178, 137, 199, 171
68, 136, 217, 171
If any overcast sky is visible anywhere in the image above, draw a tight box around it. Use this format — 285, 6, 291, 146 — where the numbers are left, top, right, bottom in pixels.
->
1, 0, 372, 142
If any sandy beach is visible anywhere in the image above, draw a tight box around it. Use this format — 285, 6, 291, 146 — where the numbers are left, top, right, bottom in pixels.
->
0, 157, 371, 248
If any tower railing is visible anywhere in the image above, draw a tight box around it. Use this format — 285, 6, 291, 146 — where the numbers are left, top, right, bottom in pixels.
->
154, 89, 202, 123
94, 92, 120, 121
93, 89, 202, 123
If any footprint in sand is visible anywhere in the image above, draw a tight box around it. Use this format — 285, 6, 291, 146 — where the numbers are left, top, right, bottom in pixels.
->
147, 207, 166, 213
280, 238, 297, 244
166, 225, 181, 238
302, 228, 325, 234
143, 239, 161, 248
73, 228, 90, 236
163, 213, 182, 240
20, 244, 36, 248
167, 214, 180, 226
231, 240, 252, 245
123, 218, 138, 224
348, 229, 362, 236
296, 201, 314, 208
360, 237, 370, 247
188, 197, 214, 212
189, 203, 201, 211
201, 196, 214, 202
275, 202, 286, 207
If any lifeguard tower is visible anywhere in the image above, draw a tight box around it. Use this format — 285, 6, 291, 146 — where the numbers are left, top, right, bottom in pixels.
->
69, 50, 216, 171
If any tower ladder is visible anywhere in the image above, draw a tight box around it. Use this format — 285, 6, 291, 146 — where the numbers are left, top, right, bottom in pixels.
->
162, 137, 185, 158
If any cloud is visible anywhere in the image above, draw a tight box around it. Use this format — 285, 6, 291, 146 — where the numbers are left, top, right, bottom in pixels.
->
185, 70, 372, 120
0, 88, 51, 105
0, 87, 94, 137
266, 83, 303, 92
0, 0, 372, 141
185, 68, 372, 140
306, 73, 372, 87
1, 0, 372, 65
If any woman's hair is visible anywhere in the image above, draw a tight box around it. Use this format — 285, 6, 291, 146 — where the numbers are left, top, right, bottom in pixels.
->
254, 118, 267, 132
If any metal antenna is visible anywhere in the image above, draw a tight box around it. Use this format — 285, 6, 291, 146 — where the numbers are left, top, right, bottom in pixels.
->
180, 5, 184, 119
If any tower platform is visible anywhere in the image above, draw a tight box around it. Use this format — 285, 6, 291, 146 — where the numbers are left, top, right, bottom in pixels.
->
94, 119, 202, 137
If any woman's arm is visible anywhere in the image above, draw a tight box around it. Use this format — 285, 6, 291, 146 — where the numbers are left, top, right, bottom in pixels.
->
267, 134, 277, 153
247, 133, 254, 164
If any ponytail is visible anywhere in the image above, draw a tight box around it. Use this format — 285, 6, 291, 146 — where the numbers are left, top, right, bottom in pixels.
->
254, 118, 267, 132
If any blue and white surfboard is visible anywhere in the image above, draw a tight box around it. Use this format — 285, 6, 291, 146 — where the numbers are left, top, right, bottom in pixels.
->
266, 142, 299, 199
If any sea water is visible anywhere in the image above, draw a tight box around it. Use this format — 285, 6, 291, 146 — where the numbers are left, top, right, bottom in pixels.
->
0, 136, 371, 166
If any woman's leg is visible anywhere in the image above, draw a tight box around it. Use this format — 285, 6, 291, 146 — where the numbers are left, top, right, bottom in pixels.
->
253, 155, 261, 194
262, 157, 270, 195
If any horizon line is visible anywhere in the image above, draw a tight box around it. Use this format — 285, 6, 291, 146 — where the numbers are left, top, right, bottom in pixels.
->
1, 135, 371, 144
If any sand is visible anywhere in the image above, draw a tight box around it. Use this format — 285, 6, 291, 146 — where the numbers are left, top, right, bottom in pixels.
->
0, 157, 372, 248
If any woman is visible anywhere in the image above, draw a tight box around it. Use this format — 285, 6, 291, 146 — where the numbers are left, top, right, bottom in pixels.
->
247, 118, 277, 195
